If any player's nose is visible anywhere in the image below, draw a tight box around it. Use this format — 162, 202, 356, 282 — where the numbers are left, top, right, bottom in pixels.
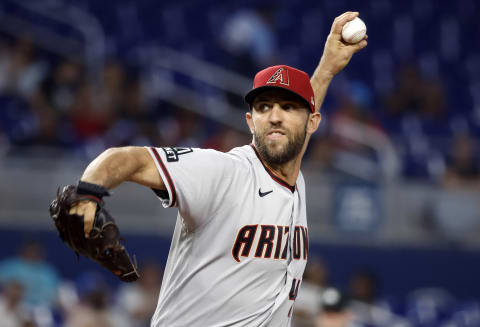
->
268, 103, 283, 124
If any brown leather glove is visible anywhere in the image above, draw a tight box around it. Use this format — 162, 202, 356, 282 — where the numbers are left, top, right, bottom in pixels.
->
49, 184, 139, 282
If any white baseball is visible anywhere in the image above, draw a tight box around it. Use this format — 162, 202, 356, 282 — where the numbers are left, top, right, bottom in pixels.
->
341, 17, 367, 44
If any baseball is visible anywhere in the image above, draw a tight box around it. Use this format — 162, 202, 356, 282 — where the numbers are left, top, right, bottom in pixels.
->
341, 17, 367, 44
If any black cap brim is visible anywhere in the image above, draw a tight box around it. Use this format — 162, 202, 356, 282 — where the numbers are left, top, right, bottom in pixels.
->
244, 85, 313, 112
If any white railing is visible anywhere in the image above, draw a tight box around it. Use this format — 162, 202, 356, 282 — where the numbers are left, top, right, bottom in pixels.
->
331, 117, 400, 181
145, 46, 252, 94
132, 45, 252, 132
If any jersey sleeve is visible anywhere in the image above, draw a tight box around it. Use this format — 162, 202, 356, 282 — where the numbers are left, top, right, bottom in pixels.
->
146, 146, 242, 229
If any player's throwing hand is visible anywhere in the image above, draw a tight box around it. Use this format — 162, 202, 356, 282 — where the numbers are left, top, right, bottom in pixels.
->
318, 11, 368, 78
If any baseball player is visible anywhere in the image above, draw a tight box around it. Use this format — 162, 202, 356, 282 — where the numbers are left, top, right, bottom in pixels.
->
69, 12, 366, 327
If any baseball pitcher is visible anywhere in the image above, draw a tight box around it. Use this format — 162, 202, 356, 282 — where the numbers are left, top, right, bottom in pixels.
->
50, 12, 367, 326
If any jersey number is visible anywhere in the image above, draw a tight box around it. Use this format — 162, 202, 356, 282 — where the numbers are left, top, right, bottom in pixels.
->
288, 278, 301, 318
289, 278, 301, 300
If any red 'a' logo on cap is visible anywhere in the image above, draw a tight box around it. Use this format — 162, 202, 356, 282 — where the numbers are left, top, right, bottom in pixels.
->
266, 67, 290, 86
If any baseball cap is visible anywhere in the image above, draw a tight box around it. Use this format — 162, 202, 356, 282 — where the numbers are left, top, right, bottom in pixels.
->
245, 65, 315, 113
320, 287, 349, 312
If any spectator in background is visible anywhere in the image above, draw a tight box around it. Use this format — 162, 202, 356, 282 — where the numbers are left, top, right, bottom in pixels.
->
426, 132, 480, 242
328, 80, 385, 158
314, 288, 352, 327
163, 108, 206, 148
308, 80, 391, 180
307, 131, 334, 173
28, 59, 84, 147
330, 80, 379, 129
0, 36, 47, 99
443, 132, 480, 189
349, 270, 379, 306
34, 58, 84, 116
27, 58, 84, 146
115, 262, 163, 327
65, 271, 126, 327
96, 60, 126, 117
70, 83, 109, 141
220, 5, 278, 76
385, 65, 446, 120
204, 127, 249, 152
0, 126, 7, 152
0, 280, 34, 327
348, 270, 409, 327
0, 240, 59, 309
0, 36, 52, 147
70, 60, 126, 144
105, 77, 159, 147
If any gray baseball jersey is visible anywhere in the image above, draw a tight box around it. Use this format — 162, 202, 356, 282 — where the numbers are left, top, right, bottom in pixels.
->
146, 144, 309, 327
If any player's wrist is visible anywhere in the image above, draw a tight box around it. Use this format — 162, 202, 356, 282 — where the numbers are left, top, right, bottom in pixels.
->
77, 180, 110, 200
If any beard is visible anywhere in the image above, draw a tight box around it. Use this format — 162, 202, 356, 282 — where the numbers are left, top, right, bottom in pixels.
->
254, 123, 308, 168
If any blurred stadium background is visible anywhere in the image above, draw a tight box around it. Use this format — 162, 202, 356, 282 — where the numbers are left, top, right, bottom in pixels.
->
0, 0, 479, 326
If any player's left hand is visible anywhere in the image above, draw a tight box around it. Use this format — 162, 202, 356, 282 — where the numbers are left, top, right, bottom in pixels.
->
50, 185, 140, 282
318, 11, 368, 78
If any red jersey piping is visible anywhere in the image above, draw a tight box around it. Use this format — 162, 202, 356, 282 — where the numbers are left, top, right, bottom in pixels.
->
150, 147, 177, 207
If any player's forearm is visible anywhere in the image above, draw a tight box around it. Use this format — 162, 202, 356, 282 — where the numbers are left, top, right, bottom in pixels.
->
310, 63, 334, 112
311, 11, 367, 112
81, 147, 148, 190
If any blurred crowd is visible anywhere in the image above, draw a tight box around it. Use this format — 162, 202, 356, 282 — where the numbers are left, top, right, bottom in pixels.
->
0, 241, 163, 327
0, 241, 478, 327
0, 35, 250, 158
0, 31, 479, 187
1, 0, 480, 186
296, 259, 480, 327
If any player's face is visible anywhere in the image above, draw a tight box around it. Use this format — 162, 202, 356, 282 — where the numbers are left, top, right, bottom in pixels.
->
248, 90, 310, 167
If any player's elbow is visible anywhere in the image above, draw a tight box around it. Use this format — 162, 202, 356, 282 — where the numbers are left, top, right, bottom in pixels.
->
101, 146, 122, 158
96, 147, 146, 174
102, 146, 141, 160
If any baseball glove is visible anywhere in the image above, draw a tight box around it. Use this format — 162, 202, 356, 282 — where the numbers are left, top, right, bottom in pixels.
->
49, 183, 139, 282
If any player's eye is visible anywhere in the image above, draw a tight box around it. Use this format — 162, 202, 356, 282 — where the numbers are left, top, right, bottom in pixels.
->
282, 103, 296, 110
256, 102, 271, 112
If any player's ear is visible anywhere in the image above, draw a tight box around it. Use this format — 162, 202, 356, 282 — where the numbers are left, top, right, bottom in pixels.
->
245, 112, 254, 134
307, 112, 321, 135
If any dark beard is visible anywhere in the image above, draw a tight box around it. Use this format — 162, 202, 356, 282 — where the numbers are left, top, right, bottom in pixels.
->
254, 124, 307, 168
